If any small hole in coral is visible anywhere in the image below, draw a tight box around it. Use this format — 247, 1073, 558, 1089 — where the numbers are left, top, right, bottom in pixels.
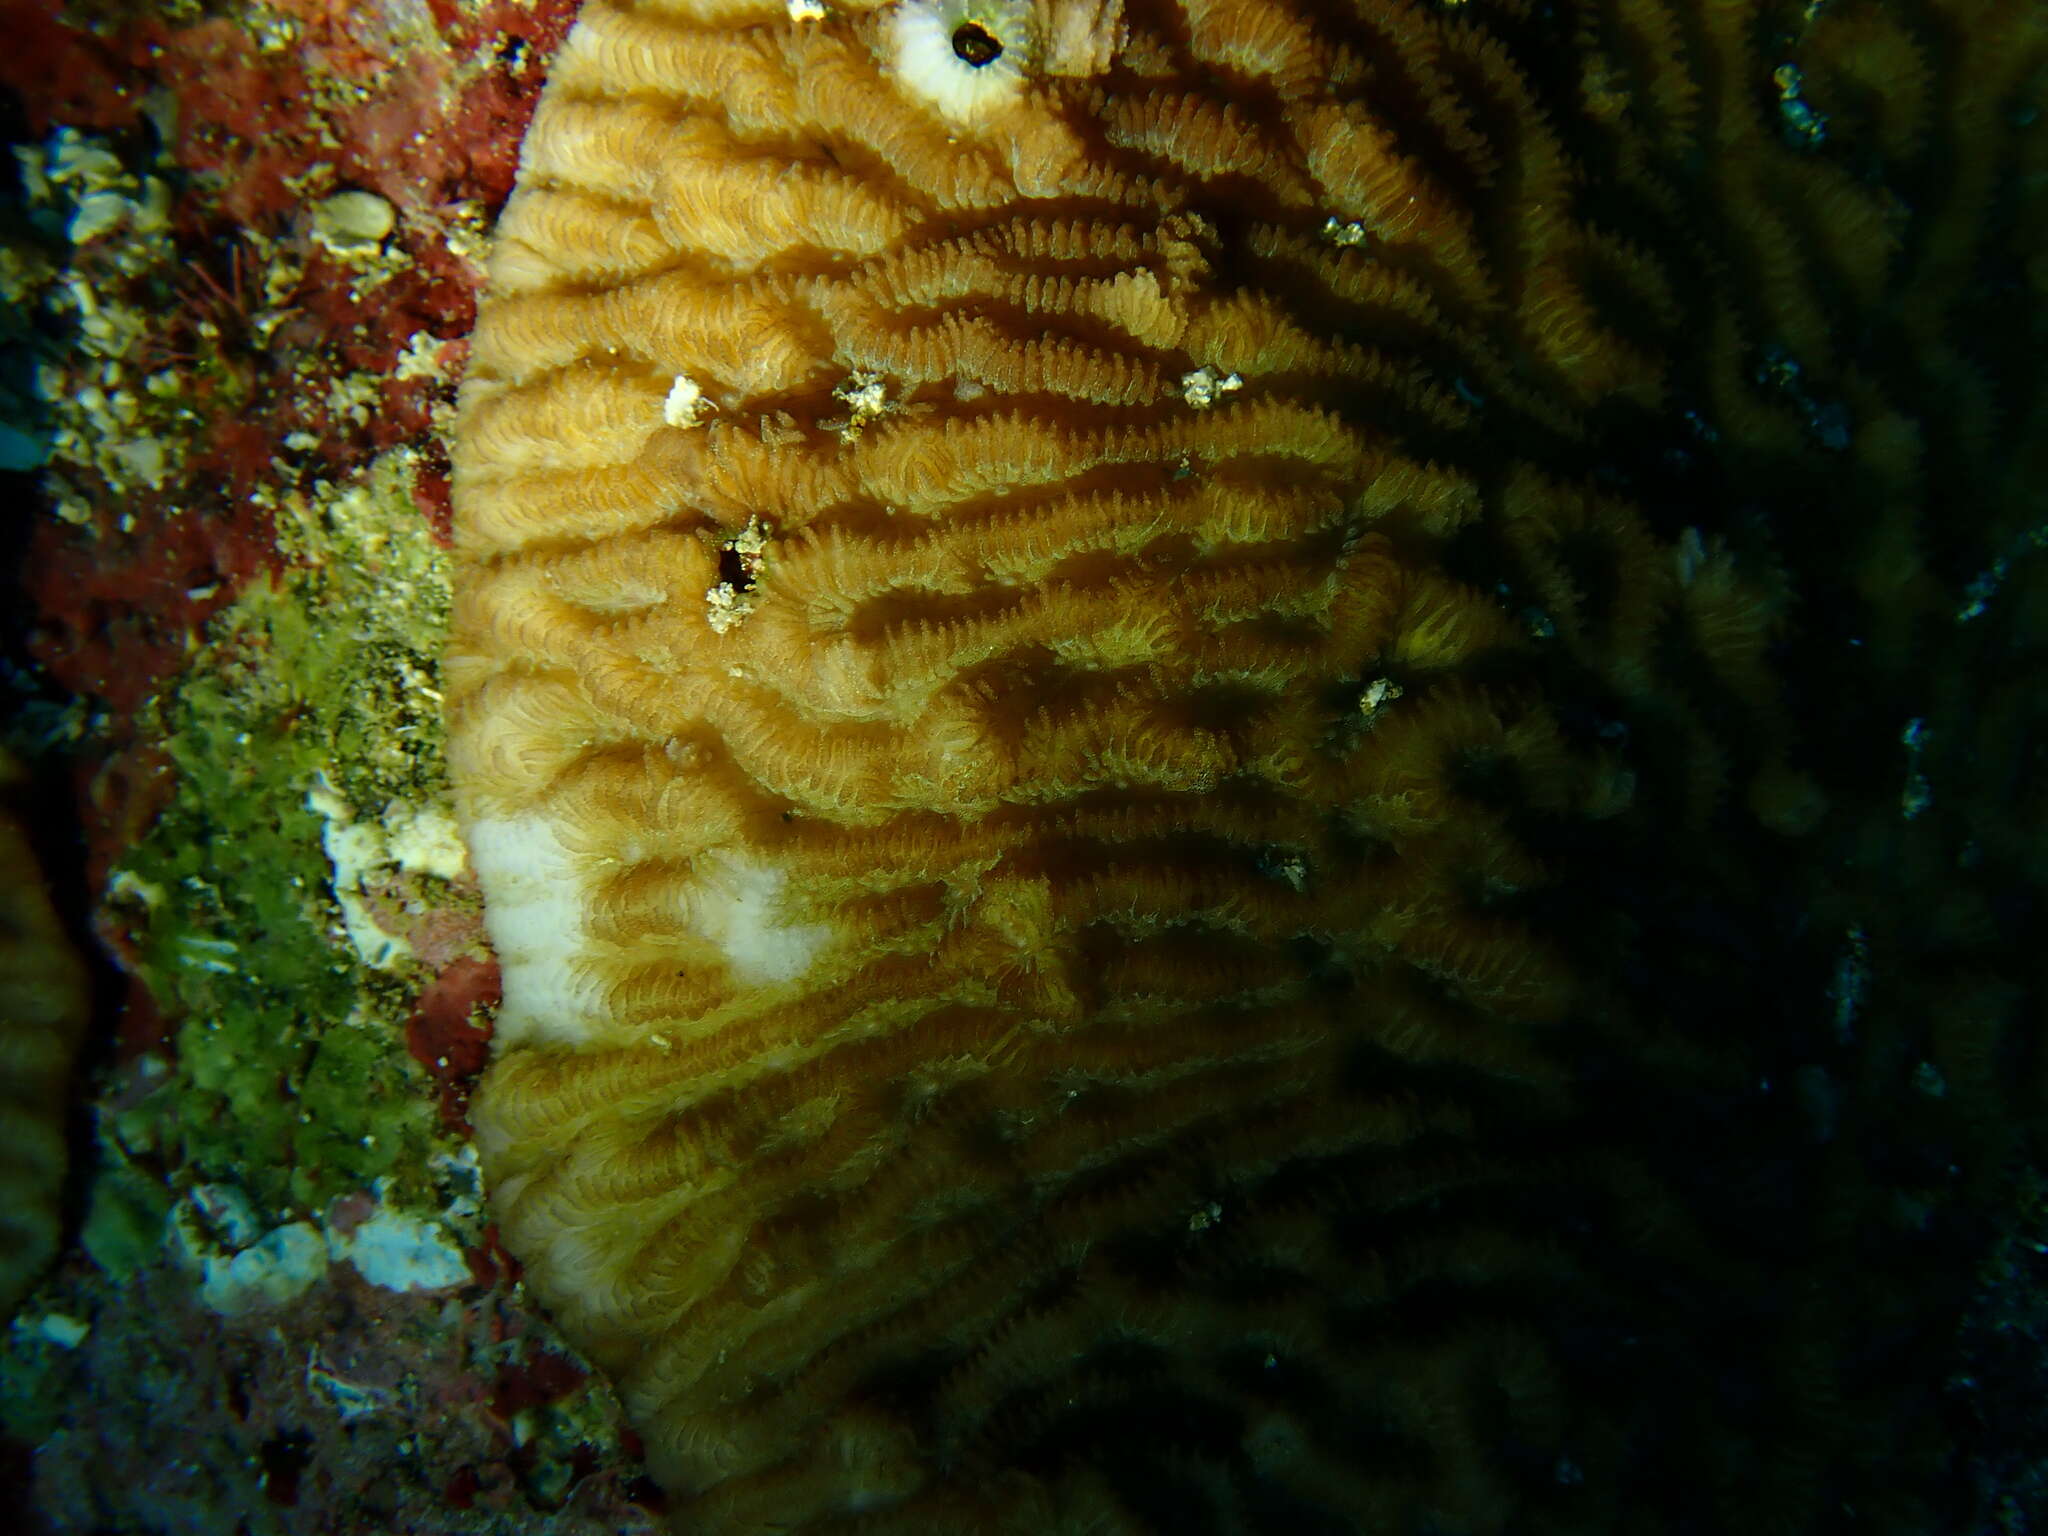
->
717, 543, 756, 593
952, 21, 1002, 66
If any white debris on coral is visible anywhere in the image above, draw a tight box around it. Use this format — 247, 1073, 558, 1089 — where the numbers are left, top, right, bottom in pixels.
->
69, 180, 167, 246
104, 868, 165, 912
1264, 853, 1308, 893
1179, 364, 1244, 408
384, 799, 468, 881
429, 1143, 485, 1223
705, 580, 747, 634
15, 128, 185, 509
306, 1352, 398, 1422
321, 366, 383, 429
1955, 521, 2048, 623
1827, 923, 1870, 1045
172, 1177, 475, 1312
663, 372, 713, 428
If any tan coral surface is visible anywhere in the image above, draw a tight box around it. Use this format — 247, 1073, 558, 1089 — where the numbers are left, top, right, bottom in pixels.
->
445, 0, 2039, 1528
0, 750, 91, 1317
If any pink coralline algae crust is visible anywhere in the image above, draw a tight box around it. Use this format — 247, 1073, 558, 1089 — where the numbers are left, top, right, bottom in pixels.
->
0, 0, 657, 1529
408, 954, 503, 1132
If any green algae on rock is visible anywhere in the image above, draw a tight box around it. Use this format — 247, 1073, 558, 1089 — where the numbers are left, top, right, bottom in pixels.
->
101, 447, 460, 1222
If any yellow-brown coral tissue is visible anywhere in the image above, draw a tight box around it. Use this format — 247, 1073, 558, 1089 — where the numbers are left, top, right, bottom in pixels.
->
448, 0, 2047, 1528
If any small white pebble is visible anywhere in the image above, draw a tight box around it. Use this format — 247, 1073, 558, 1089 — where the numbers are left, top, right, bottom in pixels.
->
311, 190, 395, 255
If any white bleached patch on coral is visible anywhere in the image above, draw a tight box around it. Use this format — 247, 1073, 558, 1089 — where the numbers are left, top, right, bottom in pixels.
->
884, 0, 1035, 125
687, 851, 834, 986
663, 372, 712, 428
463, 812, 605, 1047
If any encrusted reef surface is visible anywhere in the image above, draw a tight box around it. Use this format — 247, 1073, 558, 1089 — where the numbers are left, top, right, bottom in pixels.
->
0, 0, 661, 1528
0, 0, 2044, 1534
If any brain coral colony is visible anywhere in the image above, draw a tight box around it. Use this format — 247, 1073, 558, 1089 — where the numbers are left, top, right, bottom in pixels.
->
447, 0, 2046, 1530
0, 0, 659, 1528
0, 0, 2044, 1530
